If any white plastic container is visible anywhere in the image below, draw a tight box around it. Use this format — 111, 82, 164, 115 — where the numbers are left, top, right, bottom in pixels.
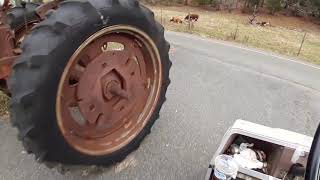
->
214, 155, 239, 180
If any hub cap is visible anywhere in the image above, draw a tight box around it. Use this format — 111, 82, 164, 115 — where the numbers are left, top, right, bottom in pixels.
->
56, 26, 162, 156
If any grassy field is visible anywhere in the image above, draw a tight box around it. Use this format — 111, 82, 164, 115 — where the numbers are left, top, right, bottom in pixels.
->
149, 5, 320, 64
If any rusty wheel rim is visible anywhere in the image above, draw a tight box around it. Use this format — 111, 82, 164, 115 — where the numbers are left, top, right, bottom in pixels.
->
56, 25, 162, 156
15, 21, 39, 46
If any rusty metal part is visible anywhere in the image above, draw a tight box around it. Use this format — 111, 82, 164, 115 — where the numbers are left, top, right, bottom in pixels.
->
0, 0, 59, 93
0, 0, 16, 80
35, 0, 60, 19
0, 0, 40, 89
0, 0, 10, 11
56, 25, 162, 156
0, 26, 15, 60
14, 20, 38, 46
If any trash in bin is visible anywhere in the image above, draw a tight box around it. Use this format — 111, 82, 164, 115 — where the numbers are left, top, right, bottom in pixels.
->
214, 155, 239, 180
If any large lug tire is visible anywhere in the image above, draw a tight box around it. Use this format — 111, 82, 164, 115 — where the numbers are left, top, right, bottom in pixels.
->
9, 0, 171, 165
7, 2, 40, 31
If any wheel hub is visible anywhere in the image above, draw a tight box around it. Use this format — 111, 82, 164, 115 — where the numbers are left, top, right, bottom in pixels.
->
75, 47, 147, 138
104, 80, 128, 100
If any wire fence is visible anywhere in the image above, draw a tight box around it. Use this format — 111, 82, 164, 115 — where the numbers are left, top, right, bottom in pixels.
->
152, 7, 320, 64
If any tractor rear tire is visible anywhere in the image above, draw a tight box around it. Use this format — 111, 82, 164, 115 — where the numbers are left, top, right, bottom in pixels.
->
9, 0, 171, 165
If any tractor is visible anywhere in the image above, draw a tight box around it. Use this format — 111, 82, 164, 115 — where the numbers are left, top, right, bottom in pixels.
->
0, 0, 171, 165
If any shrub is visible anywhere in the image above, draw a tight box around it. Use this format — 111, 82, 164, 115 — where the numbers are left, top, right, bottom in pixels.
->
242, 0, 260, 13
193, 0, 212, 5
266, 0, 282, 14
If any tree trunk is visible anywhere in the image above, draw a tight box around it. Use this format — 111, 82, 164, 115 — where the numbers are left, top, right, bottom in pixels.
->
244, 0, 248, 8
260, 0, 264, 7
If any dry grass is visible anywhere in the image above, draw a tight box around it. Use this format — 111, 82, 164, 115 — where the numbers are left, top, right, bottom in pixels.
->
149, 5, 320, 64
0, 91, 9, 118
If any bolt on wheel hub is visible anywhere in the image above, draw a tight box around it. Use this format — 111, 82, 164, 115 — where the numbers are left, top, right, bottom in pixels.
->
56, 26, 162, 156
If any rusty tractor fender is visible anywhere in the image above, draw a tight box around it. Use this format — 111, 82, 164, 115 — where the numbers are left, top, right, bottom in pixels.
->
35, 0, 60, 20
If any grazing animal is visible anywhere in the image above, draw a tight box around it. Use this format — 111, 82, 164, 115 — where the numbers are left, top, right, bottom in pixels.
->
257, 21, 270, 26
184, 14, 199, 21
169, 17, 183, 24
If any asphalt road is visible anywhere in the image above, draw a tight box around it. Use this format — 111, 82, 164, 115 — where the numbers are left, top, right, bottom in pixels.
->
1, 31, 320, 180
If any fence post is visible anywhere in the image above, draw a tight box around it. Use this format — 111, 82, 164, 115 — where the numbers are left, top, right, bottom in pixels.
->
188, 12, 191, 31
161, 8, 163, 24
297, 32, 307, 56
233, 25, 239, 40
